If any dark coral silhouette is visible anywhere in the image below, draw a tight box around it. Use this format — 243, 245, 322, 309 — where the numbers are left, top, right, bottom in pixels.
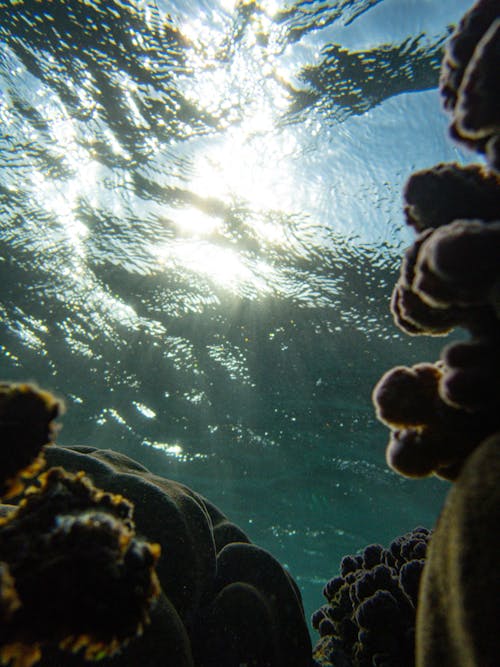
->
41, 445, 312, 667
0, 384, 162, 667
0, 383, 311, 667
0, 468, 161, 666
440, 0, 500, 169
312, 527, 431, 667
0, 383, 62, 498
416, 434, 500, 667
373, 0, 500, 479
370, 1, 500, 665
403, 163, 500, 233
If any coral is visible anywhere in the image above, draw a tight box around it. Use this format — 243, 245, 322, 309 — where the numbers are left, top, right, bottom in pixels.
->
0, 383, 62, 499
40, 445, 312, 667
375, 217, 500, 480
196, 542, 312, 667
373, 361, 499, 479
373, 0, 500, 480
311, 527, 431, 667
0, 384, 311, 667
416, 433, 500, 667
403, 163, 500, 233
0, 465, 161, 667
371, 3, 500, 666
439, 336, 500, 410
440, 0, 500, 169
411, 220, 500, 311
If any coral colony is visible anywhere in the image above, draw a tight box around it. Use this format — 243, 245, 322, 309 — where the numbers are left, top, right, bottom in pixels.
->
0, 1, 498, 666
0, 384, 161, 667
314, 0, 499, 665
0, 386, 312, 667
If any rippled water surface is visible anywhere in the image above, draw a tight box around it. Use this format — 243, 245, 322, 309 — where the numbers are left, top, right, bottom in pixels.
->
0, 0, 473, 629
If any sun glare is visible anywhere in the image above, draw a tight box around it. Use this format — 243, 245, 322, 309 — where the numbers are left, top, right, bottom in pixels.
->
151, 0, 299, 293
153, 238, 273, 294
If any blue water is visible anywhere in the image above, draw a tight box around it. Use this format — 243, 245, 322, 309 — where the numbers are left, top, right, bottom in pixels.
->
0, 0, 474, 633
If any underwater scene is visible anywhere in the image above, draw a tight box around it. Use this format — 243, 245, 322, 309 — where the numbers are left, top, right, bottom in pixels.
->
1, 0, 496, 663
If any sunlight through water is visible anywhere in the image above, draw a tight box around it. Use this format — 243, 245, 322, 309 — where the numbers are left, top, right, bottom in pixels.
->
0, 0, 476, 637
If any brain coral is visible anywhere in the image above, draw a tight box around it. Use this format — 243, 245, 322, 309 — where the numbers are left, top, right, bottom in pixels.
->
39, 444, 312, 667
312, 527, 431, 667
0, 380, 311, 666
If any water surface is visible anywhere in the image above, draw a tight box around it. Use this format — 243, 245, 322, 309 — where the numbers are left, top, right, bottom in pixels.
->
0, 0, 473, 628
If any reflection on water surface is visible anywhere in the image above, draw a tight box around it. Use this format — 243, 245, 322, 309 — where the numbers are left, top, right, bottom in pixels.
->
0, 0, 473, 628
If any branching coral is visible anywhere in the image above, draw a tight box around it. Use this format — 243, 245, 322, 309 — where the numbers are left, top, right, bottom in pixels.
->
311, 527, 431, 667
440, 0, 500, 169
373, 0, 500, 480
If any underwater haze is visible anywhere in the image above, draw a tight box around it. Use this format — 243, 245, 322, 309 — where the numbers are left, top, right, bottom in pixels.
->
0, 0, 474, 631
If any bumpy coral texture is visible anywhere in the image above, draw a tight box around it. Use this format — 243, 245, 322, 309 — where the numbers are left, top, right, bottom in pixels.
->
311, 527, 431, 667
0, 387, 312, 667
440, 0, 500, 169
0, 468, 161, 667
371, 4, 500, 667
373, 0, 500, 480
0, 384, 163, 667
403, 163, 500, 233
39, 445, 313, 667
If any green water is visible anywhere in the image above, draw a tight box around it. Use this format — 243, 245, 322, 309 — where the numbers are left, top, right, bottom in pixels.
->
0, 0, 473, 630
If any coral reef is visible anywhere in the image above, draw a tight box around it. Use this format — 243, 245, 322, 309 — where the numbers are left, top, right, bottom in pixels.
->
0, 386, 312, 666
311, 527, 431, 667
370, 2, 500, 666
416, 434, 500, 667
0, 383, 62, 498
41, 445, 312, 667
0, 384, 162, 667
373, 0, 500, 480
440, 0, 500, 169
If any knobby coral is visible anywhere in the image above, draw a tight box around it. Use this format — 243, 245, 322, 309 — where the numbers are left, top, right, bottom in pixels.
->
0, 381, 312, 666
0, 382, 162, 667
0, 468, 161, 667
440, 0, 500, 169
0, 383, 62, 498
370, 2, 500, 666
312, 527, 431, 667
373, 0, 500, 480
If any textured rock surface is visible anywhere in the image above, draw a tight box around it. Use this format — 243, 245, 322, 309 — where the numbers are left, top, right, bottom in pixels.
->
416, 434, 500, 667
